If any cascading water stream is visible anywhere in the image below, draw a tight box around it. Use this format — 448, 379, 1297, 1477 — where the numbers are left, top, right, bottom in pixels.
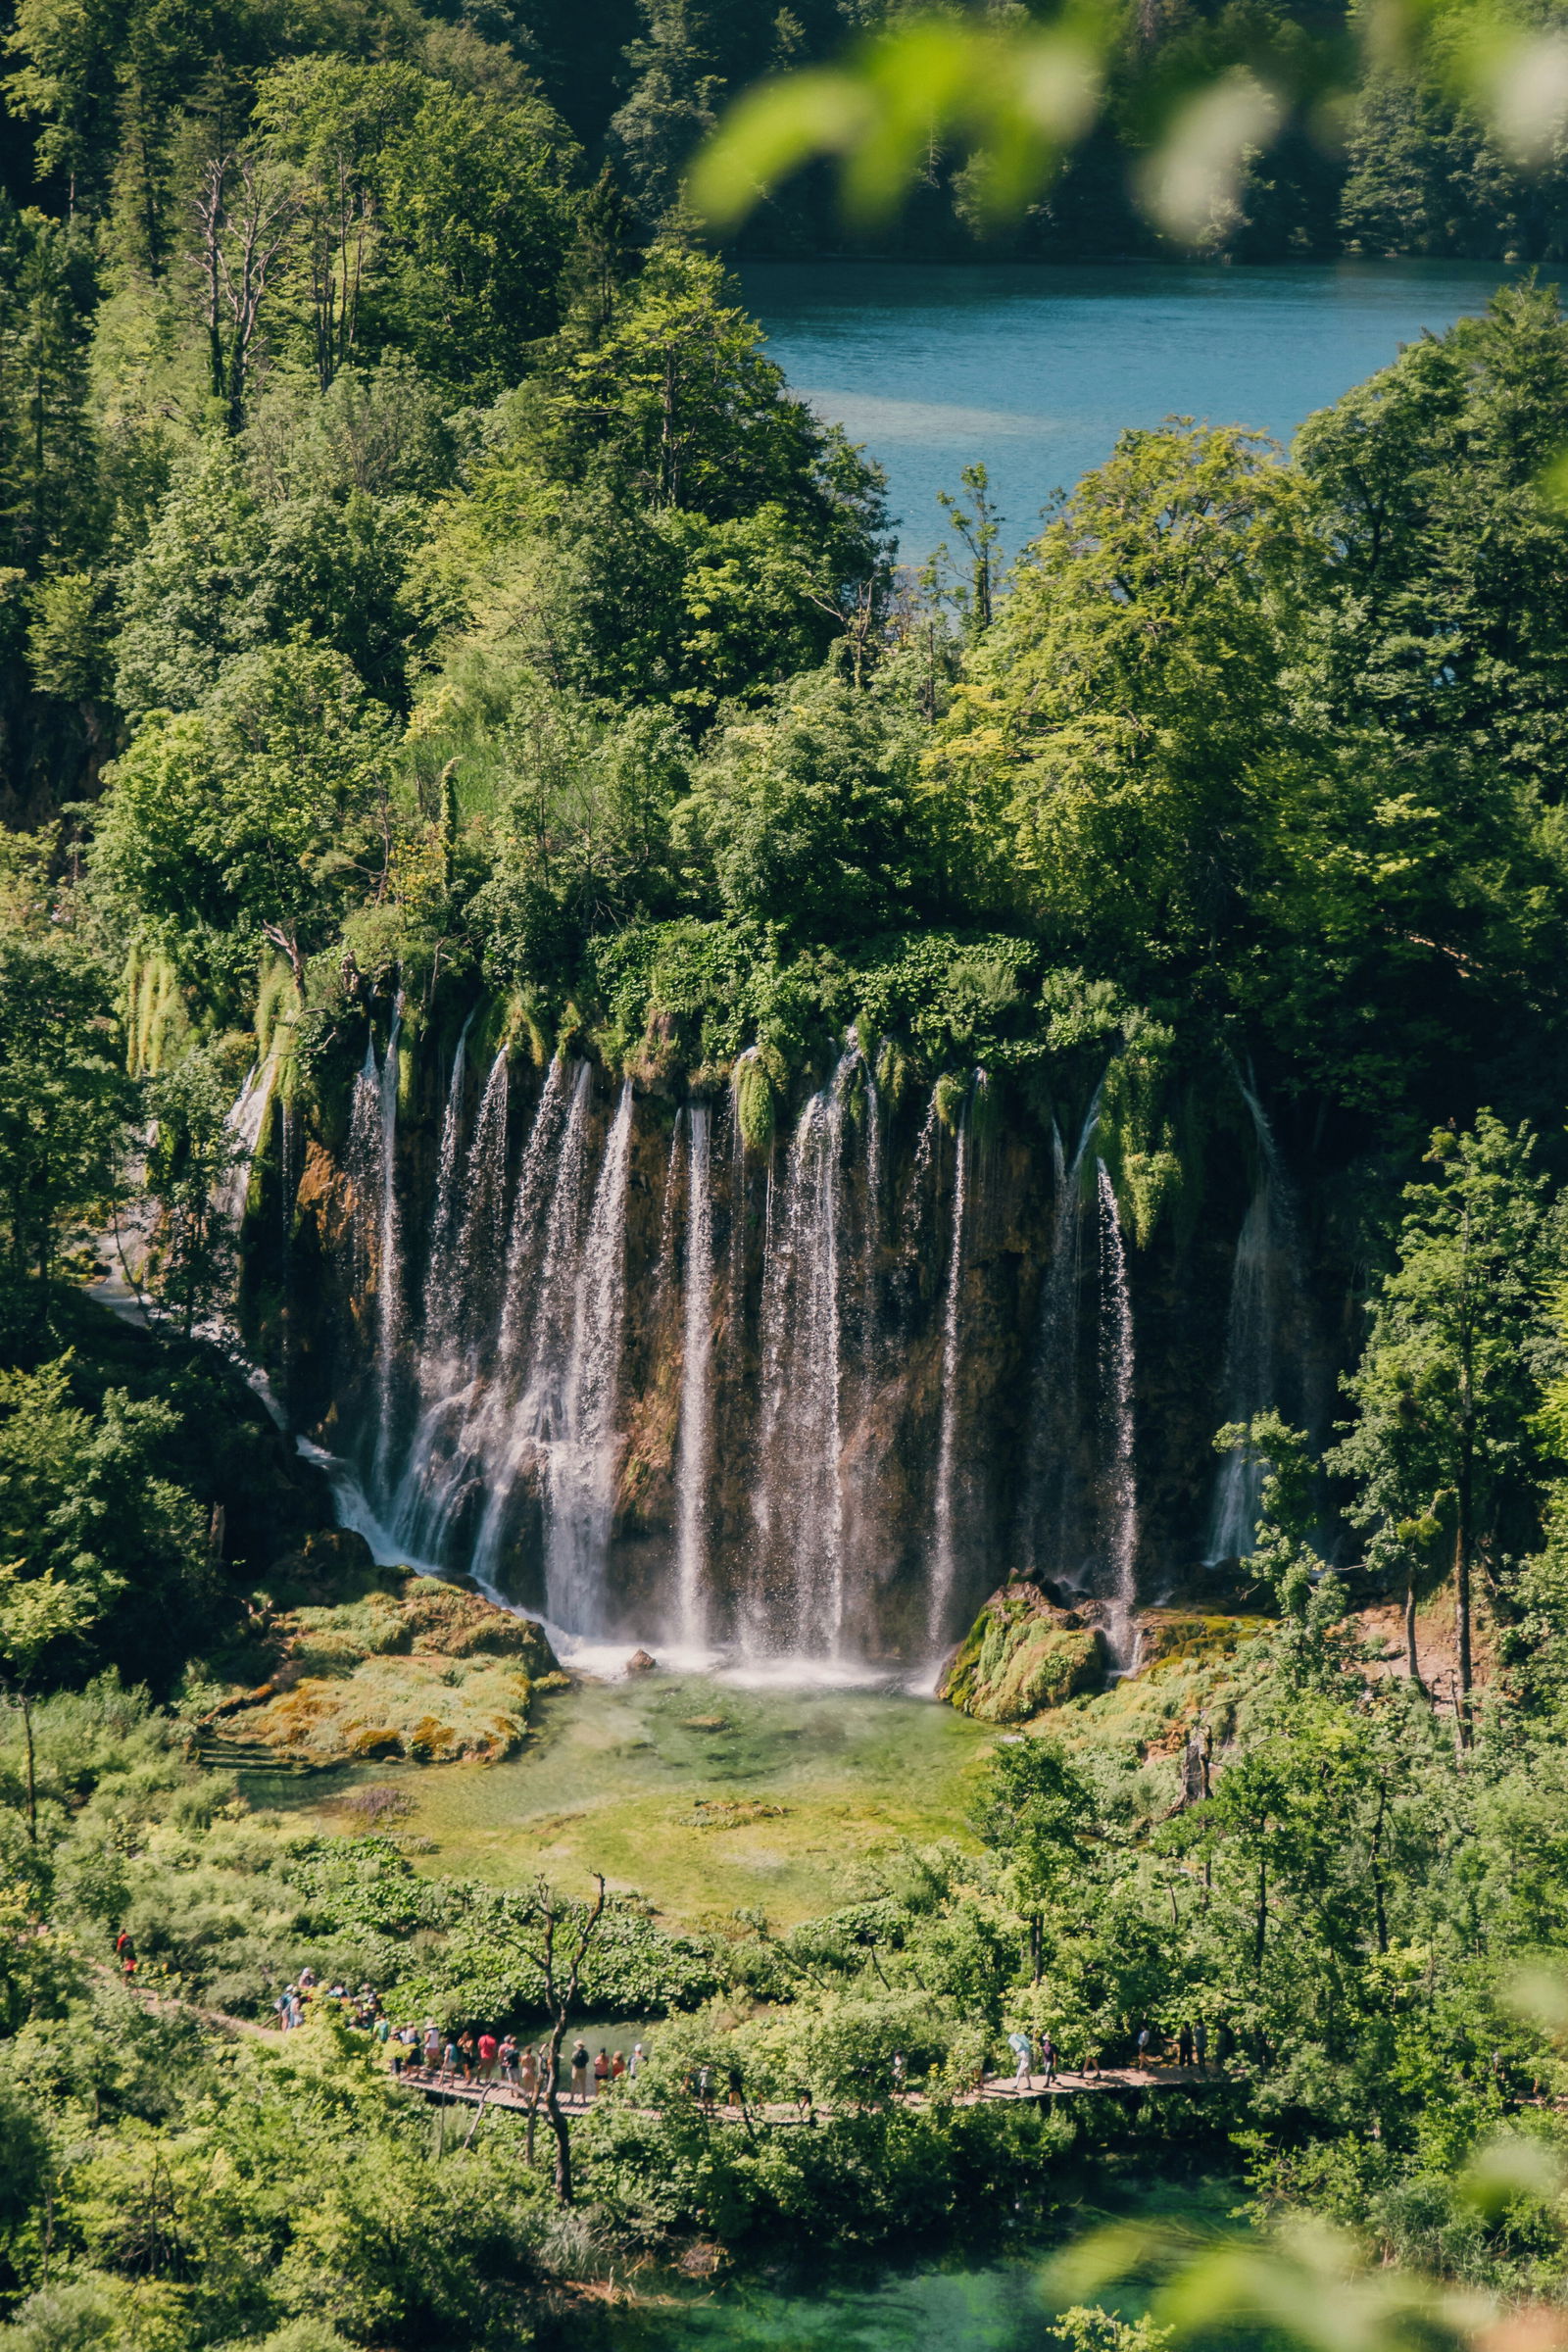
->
1020, 1085, 1103, 1575
1206, 1081, 1305, 1564
344, 1033, 387, 1474
927, 1078, 976, 1650
368, 1013, 404, 1491
461, 1059, 596, 1590
419, 1010, 476, 1373
903, 1093, 939, 1253
389, 1054, 570, 1564
217, 1058, 276, 1232
1096, 1158, 1139, 1666
754, 1063, 851, 1653
541, 1081, 636, 1632
673, 1102, 714, 1648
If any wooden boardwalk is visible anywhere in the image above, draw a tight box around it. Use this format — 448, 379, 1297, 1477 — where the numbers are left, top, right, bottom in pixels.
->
396, 2061, 1230, 2126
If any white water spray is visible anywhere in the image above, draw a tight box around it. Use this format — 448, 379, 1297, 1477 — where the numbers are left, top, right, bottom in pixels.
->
755, 1067, 850, 1652
927, 1080, 974, 1649
673, 1102, 714, 1646
1096, 1159, 1139, 1666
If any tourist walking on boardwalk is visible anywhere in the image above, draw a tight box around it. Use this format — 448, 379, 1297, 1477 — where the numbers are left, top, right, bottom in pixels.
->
518, 2045, 538, 2101
628, 2042, 645, 2081
892, 2051, 906, 2099
1178, 2022, 1193, 2068
499, 2035, 518, 2088
423, 2022, 440, 2074
1194, 2022, 1207, 2070
1136, 2024, 1152, 2070
477, 2031, 498, 2082
1008, 2032, 1033, 2092
570, 2039, 591, 2103
1040, 2033, 1057, 2084
457, 2031, 476, 2083
594, 2049, 611, 2091
612, 2050, 626, 2080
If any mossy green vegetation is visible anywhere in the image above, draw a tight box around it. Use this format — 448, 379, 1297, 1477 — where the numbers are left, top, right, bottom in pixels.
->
202, 1572, 562, 1767
941, 1585, 1107, 1725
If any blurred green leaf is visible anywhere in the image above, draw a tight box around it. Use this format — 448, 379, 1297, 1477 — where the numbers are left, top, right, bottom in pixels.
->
689, 0, 1568, 248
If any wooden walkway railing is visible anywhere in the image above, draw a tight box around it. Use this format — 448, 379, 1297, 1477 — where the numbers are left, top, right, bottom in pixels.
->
394, 2061, 1231, 2126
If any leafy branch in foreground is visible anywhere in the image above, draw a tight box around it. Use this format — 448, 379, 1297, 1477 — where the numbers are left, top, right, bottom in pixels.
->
687, 0, 1568, 249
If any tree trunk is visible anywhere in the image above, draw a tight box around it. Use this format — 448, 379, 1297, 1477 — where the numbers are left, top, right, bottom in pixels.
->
1404, 1574, 1421, 1687
542, 2012, 573, 2206
1254, 1853, 1267, 1978
1454, 1517, 1473, 1747
23, 1691, 36, 1842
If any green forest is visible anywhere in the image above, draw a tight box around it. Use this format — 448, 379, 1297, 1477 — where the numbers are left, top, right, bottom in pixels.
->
15, 0, 1568, 2347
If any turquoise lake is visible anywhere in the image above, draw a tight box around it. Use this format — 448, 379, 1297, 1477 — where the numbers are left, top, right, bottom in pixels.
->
741, 258, 1539, 561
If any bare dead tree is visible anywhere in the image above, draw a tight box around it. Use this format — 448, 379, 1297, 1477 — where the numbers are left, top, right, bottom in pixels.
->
305, 158, 373, 391
192, 149, 302, 433
512, 1874, 608, 2207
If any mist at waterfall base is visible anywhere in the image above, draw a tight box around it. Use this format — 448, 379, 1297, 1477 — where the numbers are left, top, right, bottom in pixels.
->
272, 1027, 1310, 1681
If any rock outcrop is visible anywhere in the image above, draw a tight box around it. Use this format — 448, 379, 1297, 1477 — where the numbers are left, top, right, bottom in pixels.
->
939, 1582, 1107, 1723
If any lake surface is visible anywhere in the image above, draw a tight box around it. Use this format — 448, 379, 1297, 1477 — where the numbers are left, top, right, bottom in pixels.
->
741, 259, 1540, 561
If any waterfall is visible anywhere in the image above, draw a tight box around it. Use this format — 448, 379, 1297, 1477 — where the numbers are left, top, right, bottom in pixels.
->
344, 1031, 384, 1384
390, 1055, 572, 1566
653, 1113, 683, 1326
217, 1058, 275, 1230
927, 1079, 974, 1650
541, 1081, 636, 1632
492, 1054, 574, 1384
1205, 1082, 1303, 1563
858, 1043, 883, 1382
419, 1011, 475, 1371
754, 1064, 850, 1653
673, 1102, 714, 1648
367, 1015, 404, 1490
426, 1047, 508, 1382
1097, 1159, 1139, 1664
463, 1059, 596, 1589
1020, 1087, 1102, 1575
903, 1092, 939, 1252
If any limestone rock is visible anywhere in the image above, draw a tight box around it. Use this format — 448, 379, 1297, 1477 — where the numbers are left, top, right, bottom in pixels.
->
625, 1648, 658, 1674
939, 1581, 1106, 1723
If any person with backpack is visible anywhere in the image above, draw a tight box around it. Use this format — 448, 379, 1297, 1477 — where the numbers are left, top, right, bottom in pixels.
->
569, 2039, 591, 2103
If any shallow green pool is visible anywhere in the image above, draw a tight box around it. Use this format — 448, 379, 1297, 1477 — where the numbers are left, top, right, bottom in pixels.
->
260, 1669, 996, 1930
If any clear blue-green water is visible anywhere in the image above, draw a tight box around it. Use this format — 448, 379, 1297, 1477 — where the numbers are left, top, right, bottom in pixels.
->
596, 2258, 1059, 2349
741, 258, 1542, 560
576, 2178, 1245, 2350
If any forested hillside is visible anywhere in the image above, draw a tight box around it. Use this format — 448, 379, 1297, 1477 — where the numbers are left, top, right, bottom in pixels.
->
7, 0, 1568, 273
14, 0, 1568, 2342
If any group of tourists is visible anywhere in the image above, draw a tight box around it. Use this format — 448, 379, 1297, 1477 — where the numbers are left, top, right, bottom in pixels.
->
998, 2019, 1236, 2089
265, 1962, 656, 2105
272, 1967, 385, 2034
390, 2027, 649, 2106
